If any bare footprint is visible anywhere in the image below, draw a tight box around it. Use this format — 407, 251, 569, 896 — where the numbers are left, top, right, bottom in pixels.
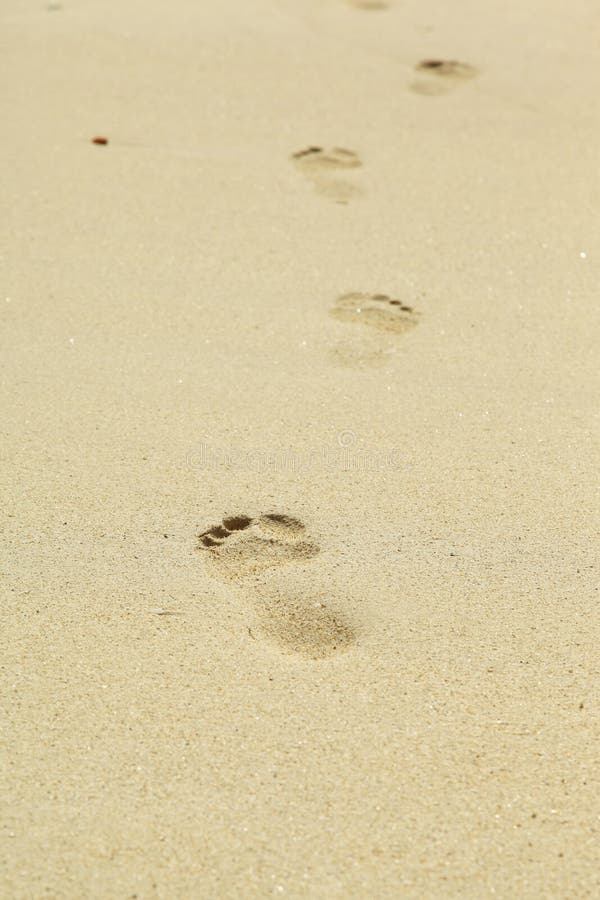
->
410, 59, 478, 96
329, 292, 420, 368
331, 292, 419, 333
199, 513, 319, 580
198, 513, 356, 658
292, 146, 362, 204
345, 0, 389, 8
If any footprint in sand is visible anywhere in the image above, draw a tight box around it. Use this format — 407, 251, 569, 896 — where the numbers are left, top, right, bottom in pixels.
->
291, 146, 362, 204
332, 292, 419, 333
198, 513, 356, 658
345, 0, 389, 8
410, 59, 478, 96
329, 291, 420, 368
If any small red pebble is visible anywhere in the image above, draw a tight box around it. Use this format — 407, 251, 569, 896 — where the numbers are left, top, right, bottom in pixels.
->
92, 136, 108, 145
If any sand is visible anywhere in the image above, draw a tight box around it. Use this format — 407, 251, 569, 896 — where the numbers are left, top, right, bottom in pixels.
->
2, 0, 600, 896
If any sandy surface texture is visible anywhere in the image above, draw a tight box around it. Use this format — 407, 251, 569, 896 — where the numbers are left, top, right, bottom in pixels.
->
2, 0, 600, 896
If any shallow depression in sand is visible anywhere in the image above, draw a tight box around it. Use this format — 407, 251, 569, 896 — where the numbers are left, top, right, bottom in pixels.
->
258, 594, 356, 659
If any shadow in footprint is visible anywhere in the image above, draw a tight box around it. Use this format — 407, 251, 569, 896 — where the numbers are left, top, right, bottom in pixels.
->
198, 513, 356, 658
410, 59, 478, 96
292, 146, 363, 204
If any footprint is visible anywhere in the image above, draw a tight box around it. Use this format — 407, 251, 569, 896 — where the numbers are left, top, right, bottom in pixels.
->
199, 513, 318, 579
329, 292, 420, 368
410, 59, 478, 96
292, 146, 361, 172
331, 292, 419, 333
291, 146, 363, 204
198, 513, 356, 658
345, 0, 389, 8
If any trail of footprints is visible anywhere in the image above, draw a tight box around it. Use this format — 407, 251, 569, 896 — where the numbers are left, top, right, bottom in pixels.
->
194, 30, 479, 657
199, 514, 356, 659
291, 64, 476, 200
291, 57, 477, 199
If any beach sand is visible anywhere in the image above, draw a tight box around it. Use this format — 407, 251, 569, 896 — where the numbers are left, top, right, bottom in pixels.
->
2, 0, 600, 896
